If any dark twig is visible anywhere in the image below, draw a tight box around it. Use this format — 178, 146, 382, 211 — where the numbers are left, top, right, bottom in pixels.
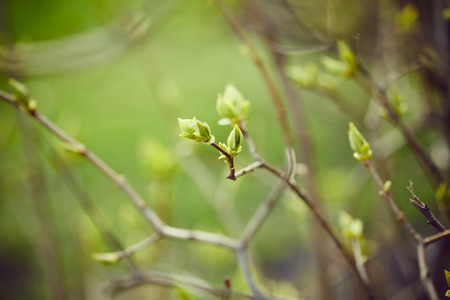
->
408, 181, 448, 234
211, 142, 236, 180
363, 161, 422, 243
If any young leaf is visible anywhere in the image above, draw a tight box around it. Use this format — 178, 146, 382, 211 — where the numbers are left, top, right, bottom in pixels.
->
348, 122, 373, 161
216, 84, 250, 125
178, 117, 215, 144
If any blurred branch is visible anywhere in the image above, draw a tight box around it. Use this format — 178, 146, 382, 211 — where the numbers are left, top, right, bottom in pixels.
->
238, 180, 288, 249
45, 141, 140, 271
213, 0, 293, 150
363, 161, 422, 243
378, 63, 422, 93
236, 249, 265, 300
356, 66, 446, 190
106, 270, 303, 300
0, 89, 167, 232
363, 160, 449, 300
417, 242, 439, 300
0, 2, 178, 76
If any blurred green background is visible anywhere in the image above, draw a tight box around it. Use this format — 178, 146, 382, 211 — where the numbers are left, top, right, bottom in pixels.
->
1, 0, 449, 299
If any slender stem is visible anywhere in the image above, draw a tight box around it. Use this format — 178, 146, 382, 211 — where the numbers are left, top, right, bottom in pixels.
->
423, 229, 450, 246
236, 249, 265, 300
114, 234, 161, 260
238, 181, 287, 248
408, 181, 448, 235
161, 226, 239, 249
356, 68, 445, 189
0, 90, 166, 232
211, 142, 236, 180
363, 161, 422, 243
213, 0, 293, 150
417, 242, 439, 300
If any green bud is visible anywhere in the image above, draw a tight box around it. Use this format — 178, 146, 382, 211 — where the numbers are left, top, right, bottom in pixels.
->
396, 4, 418, 33
321, 40, 357, 78
337, 40, 357, 72
388, 88, 408, 117
321, 56, 350, 76
227, 125, 243, 155
348, 122, 373, 161
338, 211, 363, 240
8, 78, 36, 111
383, 180, 392, 193
445, 269, 450, 288
178, 117, 215, 144
216, 84, 250, 125
92, 252, 119, 265
218, 125, 243, 161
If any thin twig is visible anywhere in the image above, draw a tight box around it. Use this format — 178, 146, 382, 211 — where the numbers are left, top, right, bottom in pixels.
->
0, 90, 166, 232
211, 142, 236, 180
239, 181, 288, 249
114, 234, 161, 261
417, 242, 439, 300
356, 67, 446, 189
236, 249, 265, 300
363, 161, 422, 243
378, 63, 422, 93
235, 161, 265, 179
213, 0, 293, 150
161, 226, 239, 249
407, 181, 448, 234
423, 229, 450, 246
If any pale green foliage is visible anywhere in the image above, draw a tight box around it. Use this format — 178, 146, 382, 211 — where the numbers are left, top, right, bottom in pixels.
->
383, 180, 392, 193
8, 78, 37, 111
219, 125, 243, 160
444, 8, 450, 20
176, 288, 198, 300
139, 139, 177, 178
348, 122, 373, 161
396, 4, 419, 33
216, 84, 250, 125
436, 183, 450, 216
92, 252, 119, 265
178, 117, 215, 144
287, 63, 318, 87
321, 40, 357, 78
338, 211, 364, 240
380, 88, 407, 118
445, 269, 450, 297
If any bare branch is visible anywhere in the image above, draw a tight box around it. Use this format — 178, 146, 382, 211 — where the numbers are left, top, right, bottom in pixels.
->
363, 161, 422, 243
408, 181, 448, 234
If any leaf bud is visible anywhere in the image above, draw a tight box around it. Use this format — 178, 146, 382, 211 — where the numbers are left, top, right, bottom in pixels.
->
348, 122, 373, 161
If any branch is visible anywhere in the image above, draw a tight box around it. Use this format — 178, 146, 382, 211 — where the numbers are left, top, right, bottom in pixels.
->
0, 90, 167, 232
236, 249, 265, 300
213, 0, 293, 150
211, 142, 236, 180
408, 181, 448, 234
238, 181, 288, 248
417, 242, 439, 300
356, 66, 446, 189
363, 161, 422, 243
